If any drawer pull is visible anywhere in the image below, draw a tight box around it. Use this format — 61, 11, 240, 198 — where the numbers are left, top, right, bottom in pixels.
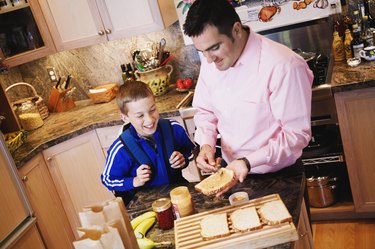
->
98, 30, 105, 36
22, 176, 28, 181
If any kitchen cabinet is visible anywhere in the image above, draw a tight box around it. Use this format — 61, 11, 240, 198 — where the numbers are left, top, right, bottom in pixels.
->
19, 153, 75, 249
334, 87, 375, 213
0, 0, 55, 67
292, 199, 313, 249
39, 0, 177, 51
96, 125, 123, 157
42, 130, 114, 238
8, 219, 45, 249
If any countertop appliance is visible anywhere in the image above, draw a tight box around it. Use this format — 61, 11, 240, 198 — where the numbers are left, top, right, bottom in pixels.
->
0, 128, 35, 248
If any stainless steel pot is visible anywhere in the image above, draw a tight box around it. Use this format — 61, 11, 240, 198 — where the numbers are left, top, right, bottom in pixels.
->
307, 176, 337, 208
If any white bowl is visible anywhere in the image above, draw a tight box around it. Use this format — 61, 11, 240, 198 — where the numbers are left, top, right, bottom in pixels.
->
229, 191, 249, 206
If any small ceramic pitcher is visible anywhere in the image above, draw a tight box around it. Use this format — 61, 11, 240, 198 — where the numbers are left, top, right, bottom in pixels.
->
134, 65, 173, 96
359, 46, 375, 61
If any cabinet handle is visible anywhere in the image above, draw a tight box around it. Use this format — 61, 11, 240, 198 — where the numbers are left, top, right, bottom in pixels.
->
105, 29, 112, 34
47, 156, 53, 161
98, 30, 105, 36
22, 176, 28, 181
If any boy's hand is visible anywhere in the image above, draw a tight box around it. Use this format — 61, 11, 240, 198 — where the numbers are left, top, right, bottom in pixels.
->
169, 151, 187, 169
133, 164, 152, 187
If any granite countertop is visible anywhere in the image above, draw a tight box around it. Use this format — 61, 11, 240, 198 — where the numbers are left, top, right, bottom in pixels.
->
330, 60, 375, 92
126, 169, 305, 249
12, 89, 192, 167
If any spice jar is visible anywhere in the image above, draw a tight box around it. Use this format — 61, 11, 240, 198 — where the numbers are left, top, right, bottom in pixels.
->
170, 186, 195, 219
152, 198, 174, 230
16, 101, 43, 131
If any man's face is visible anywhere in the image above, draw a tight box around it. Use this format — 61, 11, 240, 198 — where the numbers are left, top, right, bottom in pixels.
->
192, 24, 241, 71
122, 96, 160, 138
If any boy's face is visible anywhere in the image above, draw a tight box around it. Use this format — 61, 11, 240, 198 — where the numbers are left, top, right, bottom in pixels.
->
122, 96, 160, 137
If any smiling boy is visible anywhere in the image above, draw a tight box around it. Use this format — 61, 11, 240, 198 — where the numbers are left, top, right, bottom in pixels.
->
101, 81, 195, 204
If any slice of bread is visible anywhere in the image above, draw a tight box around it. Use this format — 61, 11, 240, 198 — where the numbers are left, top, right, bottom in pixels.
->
230, 206, 262, 232
258, 200, 292, 225
195, 168, 236, 195
200, 213, 230, 240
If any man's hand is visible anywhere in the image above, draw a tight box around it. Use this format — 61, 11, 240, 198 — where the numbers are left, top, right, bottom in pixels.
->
196, 144, 220, 173
226, 159, 249, 183
133, 164, 152, 187
215, 160, 249, 197
169, 151, 186, 169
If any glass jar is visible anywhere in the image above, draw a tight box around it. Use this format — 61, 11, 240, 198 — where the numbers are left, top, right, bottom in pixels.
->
16, 101, 43, 131
170, 186, 195, 219
152, 198, 174, 230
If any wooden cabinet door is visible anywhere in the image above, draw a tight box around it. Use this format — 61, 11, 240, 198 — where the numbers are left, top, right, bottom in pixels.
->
42, 131, 114, 238
1, 0, 56, 67
96, 125, 123, 157
39, 0, 176, 52
98, 0, 165, 41
335, 87, 375, 213
19, 153, 75, 249
9, 221, 45, 249
39, 0, 107, 51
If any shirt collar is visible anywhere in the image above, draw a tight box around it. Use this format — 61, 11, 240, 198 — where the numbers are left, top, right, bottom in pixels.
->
233, 27, 261, 75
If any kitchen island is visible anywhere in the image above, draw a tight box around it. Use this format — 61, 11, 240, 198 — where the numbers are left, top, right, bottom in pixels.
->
127, 167, 310, 249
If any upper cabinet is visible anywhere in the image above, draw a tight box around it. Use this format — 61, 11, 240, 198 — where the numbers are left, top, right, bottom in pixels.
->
0, 0, 56, 67
39, 0, 177, 51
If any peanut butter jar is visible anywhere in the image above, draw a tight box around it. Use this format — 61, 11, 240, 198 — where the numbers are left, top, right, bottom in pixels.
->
170, 186, 195, 219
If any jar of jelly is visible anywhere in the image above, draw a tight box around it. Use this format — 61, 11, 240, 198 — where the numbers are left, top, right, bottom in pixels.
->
170, 186, 195, 219
152, 198, 174, 230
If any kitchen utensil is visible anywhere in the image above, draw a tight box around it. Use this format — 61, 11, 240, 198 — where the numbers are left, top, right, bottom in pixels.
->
5, 82, 49, 119
134, 65, 173, 96
307, 176, 338, 207
158, 38, 166, 66
174, 194, 298, 249
65, 74, 72, 89
160, 54, 173, 67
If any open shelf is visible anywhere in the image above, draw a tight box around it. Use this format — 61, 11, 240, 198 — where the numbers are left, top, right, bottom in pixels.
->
310, 201, 375, 221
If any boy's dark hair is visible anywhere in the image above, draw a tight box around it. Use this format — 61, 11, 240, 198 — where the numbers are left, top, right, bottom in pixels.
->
183, 0, 241, 39
116, 81, 154, 114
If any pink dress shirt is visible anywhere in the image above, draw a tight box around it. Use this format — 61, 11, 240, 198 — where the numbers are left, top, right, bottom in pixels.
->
193, 29, 314, 173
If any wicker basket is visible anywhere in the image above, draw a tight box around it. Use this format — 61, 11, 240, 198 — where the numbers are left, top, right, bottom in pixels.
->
5, 82, 49, 119
4, 130, 27, 154
88, 83, 119, 104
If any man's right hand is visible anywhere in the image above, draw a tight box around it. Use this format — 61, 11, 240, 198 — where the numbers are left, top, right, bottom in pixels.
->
196, 144, 221, 173
133, 164, 152, 187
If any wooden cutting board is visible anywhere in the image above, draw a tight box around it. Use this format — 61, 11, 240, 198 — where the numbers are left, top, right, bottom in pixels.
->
174, 194, 298, 249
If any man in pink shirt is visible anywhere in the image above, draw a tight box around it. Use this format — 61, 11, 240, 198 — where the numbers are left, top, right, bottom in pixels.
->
183, 0, 313, 193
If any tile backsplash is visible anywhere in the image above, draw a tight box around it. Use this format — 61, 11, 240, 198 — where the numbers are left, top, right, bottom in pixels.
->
0, 21, 201, 103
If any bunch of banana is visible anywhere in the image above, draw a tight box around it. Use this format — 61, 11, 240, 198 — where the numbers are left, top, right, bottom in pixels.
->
137, 238, 171, 249
131, 211, 156, 229
134, 217, 156, 239
131, 211, 171, 249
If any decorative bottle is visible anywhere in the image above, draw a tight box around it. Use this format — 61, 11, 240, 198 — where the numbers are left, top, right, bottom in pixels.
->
332, 31, 345, 62
351, 24, 365, 58
362, 16, 374, 46
363, 0, 375, 28
344, 29, 353, 60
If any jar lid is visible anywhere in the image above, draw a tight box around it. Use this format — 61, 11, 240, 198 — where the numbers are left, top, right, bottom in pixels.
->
152, 198, 171, 212
170, 186, 189, 200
